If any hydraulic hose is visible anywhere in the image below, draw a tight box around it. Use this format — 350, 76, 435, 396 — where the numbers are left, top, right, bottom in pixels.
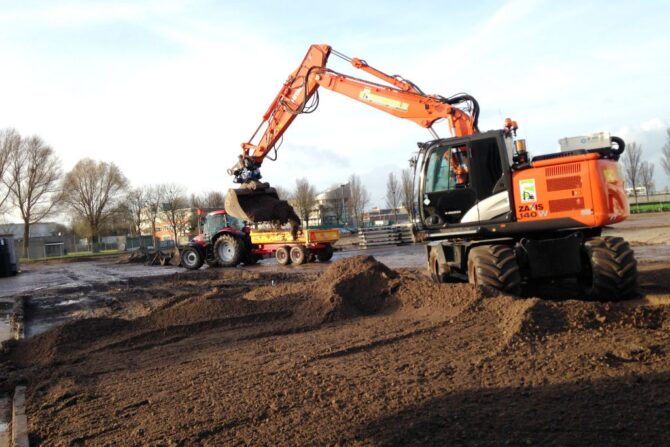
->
610, 136, 625, 156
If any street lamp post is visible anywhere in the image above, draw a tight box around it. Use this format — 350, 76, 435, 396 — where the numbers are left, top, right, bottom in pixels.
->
340, 184, 346, 226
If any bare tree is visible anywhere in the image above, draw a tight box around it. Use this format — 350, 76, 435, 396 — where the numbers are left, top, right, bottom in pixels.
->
385, 172, 402, 223
189, 191, 225, 211
4, 135, 62, 256
0, 128, 21, 212
622, 142, 643, 204
62, 159, 128, 252
189, 193, 204, 209
291, 178, 317, 227
400, 169, 414, 220
328, 183, 348, 225
203, 191, 225, 209
348, 173, 370, 228
640, 161, 655, 200
662, 128, 670, 177
161, 184, 189, 245
274, 185, 291, 201
126, 187, 146, 236
144, 184, 165, 248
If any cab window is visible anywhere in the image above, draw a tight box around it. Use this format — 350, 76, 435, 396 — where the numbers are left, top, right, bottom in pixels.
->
424, 145, 469, 193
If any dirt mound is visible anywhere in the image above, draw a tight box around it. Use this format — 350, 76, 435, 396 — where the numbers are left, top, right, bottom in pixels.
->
490, 295, 670, 348
299, 256, 400, 321
12, 317, 130, 367
392, 270, 481, 316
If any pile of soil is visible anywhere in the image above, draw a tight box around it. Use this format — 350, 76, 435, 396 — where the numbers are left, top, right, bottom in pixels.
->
3, 256, 670, 446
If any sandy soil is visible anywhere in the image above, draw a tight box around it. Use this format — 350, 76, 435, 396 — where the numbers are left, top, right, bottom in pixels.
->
2, 255, 670, 446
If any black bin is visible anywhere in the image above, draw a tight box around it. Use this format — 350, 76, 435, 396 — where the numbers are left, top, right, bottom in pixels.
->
0, 238, 10, 278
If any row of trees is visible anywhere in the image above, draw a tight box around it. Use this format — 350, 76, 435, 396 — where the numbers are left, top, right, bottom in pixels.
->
623, 129, 670, 203
288, 174, 371, 227
0, 127, 232, 255
385, 169, 414, 222
0, 126, 379, 255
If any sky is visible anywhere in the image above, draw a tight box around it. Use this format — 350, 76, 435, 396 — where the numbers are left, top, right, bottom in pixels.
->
1, 0, 669, 217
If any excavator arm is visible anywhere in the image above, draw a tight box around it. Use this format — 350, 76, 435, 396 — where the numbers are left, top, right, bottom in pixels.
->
225, 44, 481, 224
229, 43, 479, 179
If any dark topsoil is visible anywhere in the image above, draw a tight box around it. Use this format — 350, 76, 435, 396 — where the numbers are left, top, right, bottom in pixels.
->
3, 256, 670, 446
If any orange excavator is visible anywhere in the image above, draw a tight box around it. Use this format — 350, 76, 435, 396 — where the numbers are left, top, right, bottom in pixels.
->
225, 44, 637, 300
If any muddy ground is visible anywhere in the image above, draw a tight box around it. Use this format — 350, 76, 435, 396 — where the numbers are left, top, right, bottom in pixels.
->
0, 213, 669, 446
0, 252, 669, 446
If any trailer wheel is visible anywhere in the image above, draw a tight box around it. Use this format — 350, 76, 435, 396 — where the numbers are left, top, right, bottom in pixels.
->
316, 244, 334, 262
580, 237, 637, 300
467, 245, 521, 294
290, 245, 309, 265
276, 246, 291, 265
214, 235, 243, 267
181, 247, 204, 270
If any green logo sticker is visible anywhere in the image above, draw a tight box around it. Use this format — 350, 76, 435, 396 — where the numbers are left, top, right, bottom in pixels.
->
519, 179, 537, 203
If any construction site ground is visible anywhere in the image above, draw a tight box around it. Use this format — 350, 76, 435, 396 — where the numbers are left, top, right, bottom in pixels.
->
1, 212, 669, 446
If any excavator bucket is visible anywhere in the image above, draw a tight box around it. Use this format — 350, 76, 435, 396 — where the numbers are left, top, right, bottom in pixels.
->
225, 185, 301, 226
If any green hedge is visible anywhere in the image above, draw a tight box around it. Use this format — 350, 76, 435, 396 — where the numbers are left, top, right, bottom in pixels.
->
629, 202, 670, 213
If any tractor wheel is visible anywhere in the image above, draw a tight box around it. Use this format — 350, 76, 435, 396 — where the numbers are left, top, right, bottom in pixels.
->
276, 246, 291, 266
467, 245, 521, 294
180, 247, 204, 270
429, 248, 450, 283
316, 244, 334, 262
290, 245, 309, 265
580, 236, 637, 301
214, 235, 244, 267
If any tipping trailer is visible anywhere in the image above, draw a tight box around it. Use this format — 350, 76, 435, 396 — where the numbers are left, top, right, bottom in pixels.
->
180, 209, 338, 270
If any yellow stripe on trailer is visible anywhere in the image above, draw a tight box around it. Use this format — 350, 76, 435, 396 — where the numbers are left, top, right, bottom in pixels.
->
306, 229, 339, 243
250, 229, 340, 245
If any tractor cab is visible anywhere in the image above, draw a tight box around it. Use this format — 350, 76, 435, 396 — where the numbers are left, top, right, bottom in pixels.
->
202, 210, 247, 240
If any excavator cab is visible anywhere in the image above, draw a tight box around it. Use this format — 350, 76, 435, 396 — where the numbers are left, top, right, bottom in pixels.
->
418, 130, 514, 229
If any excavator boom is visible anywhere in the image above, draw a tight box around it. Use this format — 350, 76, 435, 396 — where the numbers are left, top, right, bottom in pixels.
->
226, 43, 479, 224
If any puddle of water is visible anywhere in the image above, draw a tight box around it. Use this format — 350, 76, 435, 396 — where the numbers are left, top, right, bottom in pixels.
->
55, 298, 86, 307
0, 321, 11, 343
25, 319, 64, 338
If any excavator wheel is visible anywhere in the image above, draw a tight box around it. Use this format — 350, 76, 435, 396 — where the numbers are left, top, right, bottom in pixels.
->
214, 235, 244, 267
467, 245, 521, 294
316, 244, 334, 262
290, 245, 309, 265
429, 248, 451, 283
580, 236, 638, 301
276, 246, 292, 265
180, 247, 204, 270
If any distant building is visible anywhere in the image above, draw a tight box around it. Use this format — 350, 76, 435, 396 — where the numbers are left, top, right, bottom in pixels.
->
362, 206, 410, 227
625, 186, 647, 197
143, 208, 198, 247
300, 183, 351, 227
0, 222, 67, 258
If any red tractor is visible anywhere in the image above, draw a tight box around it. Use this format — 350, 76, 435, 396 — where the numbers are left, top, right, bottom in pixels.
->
180, 210, 258, 270
180, 209, 338, 270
